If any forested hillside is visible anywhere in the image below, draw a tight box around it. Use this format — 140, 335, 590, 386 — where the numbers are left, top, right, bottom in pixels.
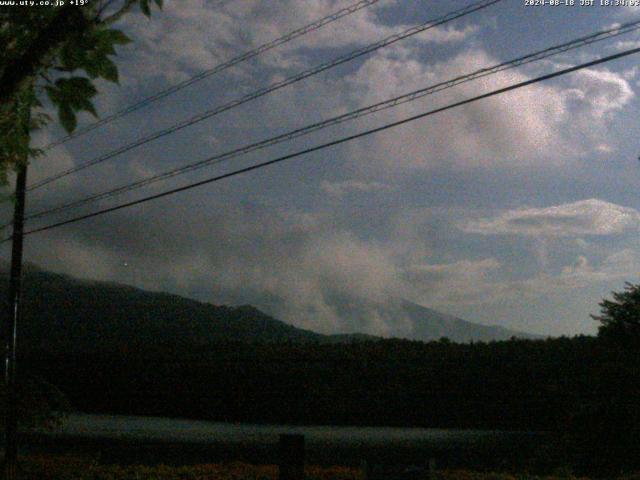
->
4, 265, 640, 472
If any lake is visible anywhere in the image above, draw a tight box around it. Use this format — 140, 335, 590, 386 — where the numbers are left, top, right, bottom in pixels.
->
26, 413, 543, 468
50, 413, 520, 446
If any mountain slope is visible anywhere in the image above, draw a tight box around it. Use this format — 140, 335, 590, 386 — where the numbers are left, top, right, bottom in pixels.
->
324, 294, 539, 342
0, 264, 539, 352
0, 265, 325, 353
398, 299, 540, 342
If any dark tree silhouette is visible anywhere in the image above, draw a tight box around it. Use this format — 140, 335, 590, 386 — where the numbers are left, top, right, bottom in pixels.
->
0, 0, 163, 183
592, 282, 640, 347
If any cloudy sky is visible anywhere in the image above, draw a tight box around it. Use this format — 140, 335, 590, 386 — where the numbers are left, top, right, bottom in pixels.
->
4, 0, 640, 337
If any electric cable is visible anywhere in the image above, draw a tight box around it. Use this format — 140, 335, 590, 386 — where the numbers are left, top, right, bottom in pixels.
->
6, 45, 639, 242
28, 0, 502, 192
43, 0, 383, 150
20, 19, 640, 224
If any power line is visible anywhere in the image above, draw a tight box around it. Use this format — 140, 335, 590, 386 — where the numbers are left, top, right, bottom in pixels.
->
20, 19, 640, 224
27, 0, 502, 192
8, 45, 640, 242
31, 0, 499, 190
42, 0, 383, 150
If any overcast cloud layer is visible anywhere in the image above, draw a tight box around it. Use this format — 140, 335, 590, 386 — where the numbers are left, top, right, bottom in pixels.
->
5, 0, 640, 337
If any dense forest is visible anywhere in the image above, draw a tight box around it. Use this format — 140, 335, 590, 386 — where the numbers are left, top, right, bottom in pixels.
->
5, 268, 640, 472
19, 337, 602, 430
17, 335, 640, 471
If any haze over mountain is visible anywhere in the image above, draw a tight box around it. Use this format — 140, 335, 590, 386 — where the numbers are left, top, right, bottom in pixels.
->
325, 295, 541, 342
0, 264, 539, 353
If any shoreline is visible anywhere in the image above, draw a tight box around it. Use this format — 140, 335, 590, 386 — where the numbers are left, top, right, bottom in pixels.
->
18, 430, 545, 471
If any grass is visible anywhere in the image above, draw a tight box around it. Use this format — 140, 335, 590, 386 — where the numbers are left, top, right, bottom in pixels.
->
17, 455, 362, 480
12, 455, 640, 479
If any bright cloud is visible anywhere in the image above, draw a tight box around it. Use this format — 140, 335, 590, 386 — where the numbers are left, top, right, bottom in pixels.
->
461, 199, 640, 237
345, 48, 567, 171
402, 258, 502, 305
118, 1, 477, 86
321, 180, 393, 198
564, 67, 635, 119
344, 47, 634, 173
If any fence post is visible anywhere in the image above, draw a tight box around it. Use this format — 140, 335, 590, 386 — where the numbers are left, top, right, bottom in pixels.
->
428, 457, 437, 479
359, 459, 368, 480
278, 434, 305, 480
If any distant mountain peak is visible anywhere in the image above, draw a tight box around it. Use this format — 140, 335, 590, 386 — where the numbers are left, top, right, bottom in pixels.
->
397, 299, 541, 342
314, 293, 540, 342
0, 264, 541, 352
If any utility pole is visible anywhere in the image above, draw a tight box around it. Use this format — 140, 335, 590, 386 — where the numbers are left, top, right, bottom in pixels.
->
3, 161, 27, 480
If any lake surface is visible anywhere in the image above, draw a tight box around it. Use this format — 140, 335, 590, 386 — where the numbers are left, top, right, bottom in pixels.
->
30, 414, 543, 468
48, 413, 530, 447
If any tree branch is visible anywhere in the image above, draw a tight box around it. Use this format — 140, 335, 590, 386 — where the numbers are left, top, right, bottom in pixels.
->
94, 0, 119, 22
101, 0, 139, 26
0, 7, 93, 105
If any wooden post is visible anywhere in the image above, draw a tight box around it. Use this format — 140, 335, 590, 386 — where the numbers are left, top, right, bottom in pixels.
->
359, 459, 368, 480
3, 160, 28, 480
278, 434, 304, 480
428, 457, 437, 479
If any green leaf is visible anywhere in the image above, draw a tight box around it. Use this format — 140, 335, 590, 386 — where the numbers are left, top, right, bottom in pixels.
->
56, 27, 129, 81
93, 29, 118, 55
92, 28, 131, 46
99, 58, 119, 83
84, 54, 118, 82
60, 77, 97, 101
103, 29, 131, 46
154, 0, 163, 8
140, 0, 151, 16
45, 77, 98, 132
59, 43, 86, 71
58, 105, 76, 133
82, 61, 101, 79
44, 84, 62, 105
77, 96, 97, 118
97, 40, 117, 57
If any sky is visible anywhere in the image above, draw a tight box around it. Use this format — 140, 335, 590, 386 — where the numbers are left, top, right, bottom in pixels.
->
3, 0, 640, 337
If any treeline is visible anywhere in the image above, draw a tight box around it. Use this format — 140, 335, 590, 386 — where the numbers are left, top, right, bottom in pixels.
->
19, 336, 639, 433
17, 335, 640, 472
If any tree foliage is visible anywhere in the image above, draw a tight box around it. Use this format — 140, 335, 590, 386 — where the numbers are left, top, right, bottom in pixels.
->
0, 0, 162, 183
0, 0, 161, 429
0, 375, 70, 431
592, 282, 640, 346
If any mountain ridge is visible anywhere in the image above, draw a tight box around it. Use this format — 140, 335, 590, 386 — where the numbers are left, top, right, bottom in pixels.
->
0, 264, 540, 352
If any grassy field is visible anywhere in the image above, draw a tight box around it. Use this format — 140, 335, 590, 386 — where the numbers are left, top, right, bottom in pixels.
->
17, 455, 358, 480
10, 455, 640, 480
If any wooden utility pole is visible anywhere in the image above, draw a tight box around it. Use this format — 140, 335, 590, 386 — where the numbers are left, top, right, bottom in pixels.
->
3, 161, 27, 480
